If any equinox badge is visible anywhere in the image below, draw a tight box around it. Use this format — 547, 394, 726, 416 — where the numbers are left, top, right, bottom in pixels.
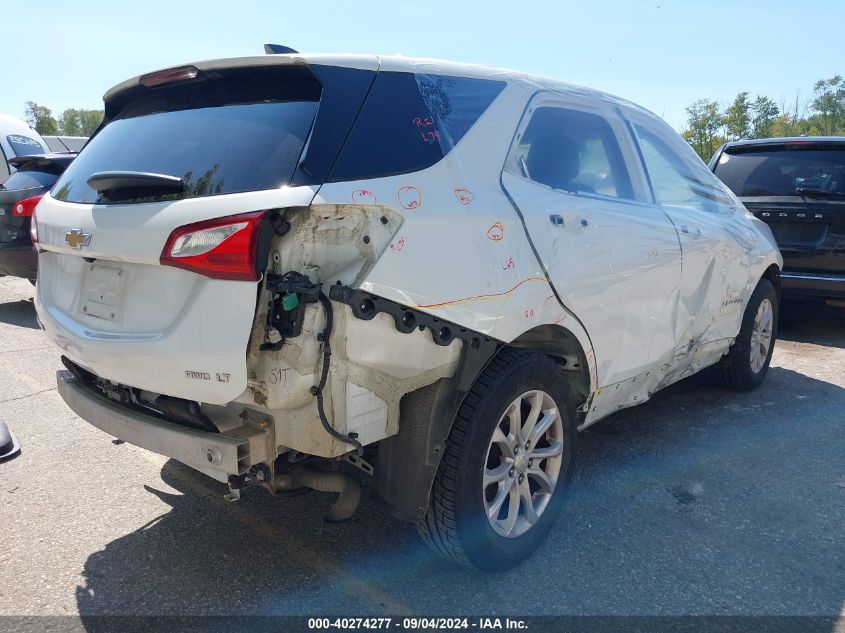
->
64, 229, 92, 249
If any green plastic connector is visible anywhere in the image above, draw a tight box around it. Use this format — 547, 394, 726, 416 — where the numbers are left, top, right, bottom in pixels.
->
281, 293, 299, 311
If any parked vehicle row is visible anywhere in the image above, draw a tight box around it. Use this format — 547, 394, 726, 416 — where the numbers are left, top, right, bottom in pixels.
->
710, 137, 845, 304
0, 115, 80, 283
0, 153, 76, 282
28, 50, 783, 571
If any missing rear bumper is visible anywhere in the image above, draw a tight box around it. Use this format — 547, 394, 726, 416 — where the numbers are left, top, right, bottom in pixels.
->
56, 370, 250, 477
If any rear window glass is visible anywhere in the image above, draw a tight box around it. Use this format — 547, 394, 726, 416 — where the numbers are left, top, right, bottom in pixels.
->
327, 72, 505, 182
7, 135, 47, 157
1, 167, 59, 191
52, 66, 320, 204
714, 145, 845, 197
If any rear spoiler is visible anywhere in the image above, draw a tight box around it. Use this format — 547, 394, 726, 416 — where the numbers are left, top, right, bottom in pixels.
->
8, 152, 78, 170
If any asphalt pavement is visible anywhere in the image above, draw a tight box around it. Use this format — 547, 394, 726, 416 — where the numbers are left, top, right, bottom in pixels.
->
0, 276, 843, 624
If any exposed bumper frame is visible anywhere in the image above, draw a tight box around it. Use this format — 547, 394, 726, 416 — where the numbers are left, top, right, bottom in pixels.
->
57, 370, 249, 477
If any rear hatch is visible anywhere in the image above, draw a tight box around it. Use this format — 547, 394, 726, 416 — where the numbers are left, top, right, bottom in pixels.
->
712, 140, 845, 274
34, 57, 377, 404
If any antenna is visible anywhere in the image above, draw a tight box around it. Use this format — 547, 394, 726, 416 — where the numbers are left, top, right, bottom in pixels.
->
264, 44, 299, 55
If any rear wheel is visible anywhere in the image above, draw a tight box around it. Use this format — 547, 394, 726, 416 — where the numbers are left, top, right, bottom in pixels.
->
718, 278, 778, 390
417, 349, 576, 571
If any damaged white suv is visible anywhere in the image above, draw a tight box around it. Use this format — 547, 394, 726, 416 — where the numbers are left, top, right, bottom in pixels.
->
34, 51, 782, 571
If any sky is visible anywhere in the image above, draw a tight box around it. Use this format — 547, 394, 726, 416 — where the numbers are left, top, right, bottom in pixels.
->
2, 0, 843, 133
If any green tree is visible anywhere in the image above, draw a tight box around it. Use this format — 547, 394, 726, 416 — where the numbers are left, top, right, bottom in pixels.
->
770, 114, 802, 137
682, 74, 843, 143
23, 101, 59, 135
683, 99, 724, 160
59, 109, 82, 136
750, 95, 779, 138
723, 92, 751, 140
810, 75, 845, 134
78, 109, 104, 136
58, 108, 103, 136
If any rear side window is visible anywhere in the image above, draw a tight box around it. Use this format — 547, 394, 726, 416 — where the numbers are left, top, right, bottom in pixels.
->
713, 145, 845, 197
1, 167, 60, 191
6, 135, 47, 157
509, 107, 634, 200
52, 66, 321, 204
635, 125, 731, 212
327, 72, 505, 182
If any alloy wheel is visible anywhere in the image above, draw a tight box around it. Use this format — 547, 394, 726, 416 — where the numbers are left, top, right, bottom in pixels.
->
750, 297, 774, 373
483, 390, 564, 538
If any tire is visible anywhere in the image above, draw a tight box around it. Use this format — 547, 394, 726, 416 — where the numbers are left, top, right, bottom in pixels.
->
717, 278, 778, 391
417, 348, 577, 571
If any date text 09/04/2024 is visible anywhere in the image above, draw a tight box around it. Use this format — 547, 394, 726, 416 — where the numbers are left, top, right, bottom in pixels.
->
307, 618, 528, 630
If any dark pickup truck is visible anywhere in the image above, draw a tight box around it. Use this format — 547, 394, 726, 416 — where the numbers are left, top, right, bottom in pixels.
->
710, 137, 845, 303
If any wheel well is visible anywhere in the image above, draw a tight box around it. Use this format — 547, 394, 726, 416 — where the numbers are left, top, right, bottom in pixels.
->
375, 324, 591, 523
508, 324, 591, 412
762, 263, 781, 298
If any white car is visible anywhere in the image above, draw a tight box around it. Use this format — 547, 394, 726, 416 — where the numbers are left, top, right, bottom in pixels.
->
0, 113, 51, 184
33, 52, 782, 571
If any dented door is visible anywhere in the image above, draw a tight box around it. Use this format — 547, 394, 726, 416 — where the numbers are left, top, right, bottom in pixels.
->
630, 116, 753, 347
502, 97, 682, 387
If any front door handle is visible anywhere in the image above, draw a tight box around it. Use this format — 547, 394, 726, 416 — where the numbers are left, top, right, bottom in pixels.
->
550, 214, 589, 227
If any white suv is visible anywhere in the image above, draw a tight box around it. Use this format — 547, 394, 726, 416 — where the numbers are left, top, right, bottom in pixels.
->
33, 52, 781, 571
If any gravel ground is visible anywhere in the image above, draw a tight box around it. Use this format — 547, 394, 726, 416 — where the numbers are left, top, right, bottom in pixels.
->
0, 277, 842, 624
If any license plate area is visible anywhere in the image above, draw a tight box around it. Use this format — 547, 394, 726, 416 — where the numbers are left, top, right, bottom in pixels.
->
80, 264, 124, 321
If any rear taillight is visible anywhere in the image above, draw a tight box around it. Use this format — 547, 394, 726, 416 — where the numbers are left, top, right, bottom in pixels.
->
160, 211, 266, 281
14, 194, 43, 217
21, 195, 44, 244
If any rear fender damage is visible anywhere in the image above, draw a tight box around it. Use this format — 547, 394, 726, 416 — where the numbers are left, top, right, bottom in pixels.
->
240, 202, 480, 462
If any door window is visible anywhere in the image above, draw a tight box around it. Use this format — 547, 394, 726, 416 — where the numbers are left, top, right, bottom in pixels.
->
508, 107, 634, 200
634, 125, 731, 212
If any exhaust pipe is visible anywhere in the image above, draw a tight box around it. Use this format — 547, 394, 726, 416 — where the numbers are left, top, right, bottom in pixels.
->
274, 467, 361, 523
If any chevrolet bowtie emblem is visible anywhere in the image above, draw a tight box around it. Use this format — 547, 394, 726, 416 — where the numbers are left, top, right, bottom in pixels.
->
64, 229, 92, 249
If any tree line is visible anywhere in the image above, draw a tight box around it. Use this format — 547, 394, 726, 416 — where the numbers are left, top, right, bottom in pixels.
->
24, 101, 104, 137
682, 75, 845, 161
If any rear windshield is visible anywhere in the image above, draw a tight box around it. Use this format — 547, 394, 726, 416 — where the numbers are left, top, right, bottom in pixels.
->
0, 166, 60, 191
51, 65, 505, 202
52, 66, 320, 204
714, 145, 845, 197
7, 135, 48, 157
